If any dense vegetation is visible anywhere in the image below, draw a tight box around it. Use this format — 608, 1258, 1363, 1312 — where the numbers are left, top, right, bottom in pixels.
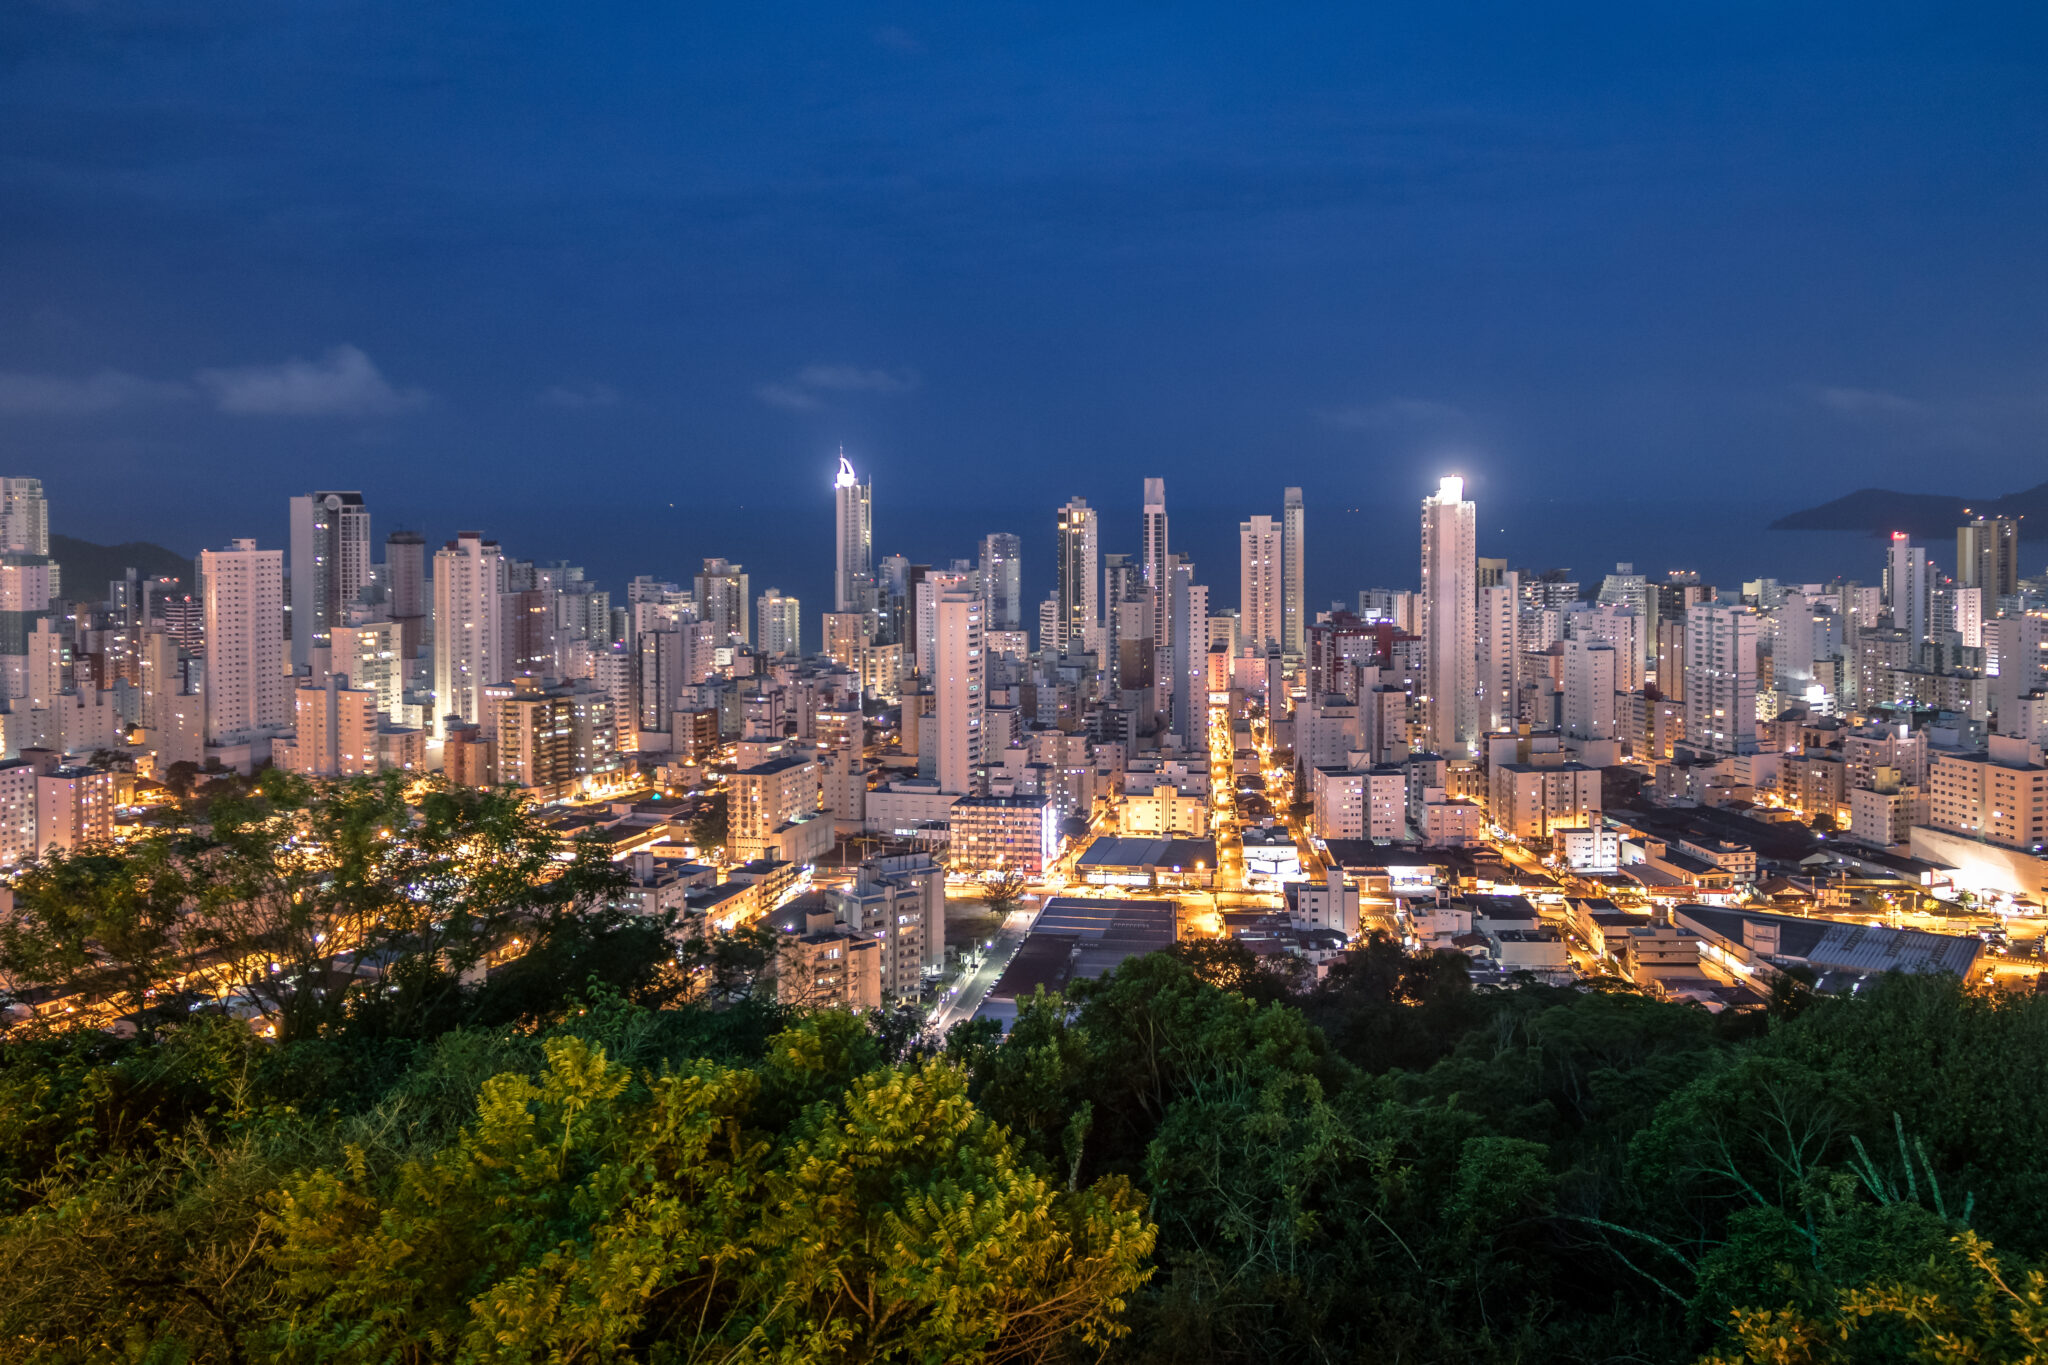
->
0, 775, 2041, 1362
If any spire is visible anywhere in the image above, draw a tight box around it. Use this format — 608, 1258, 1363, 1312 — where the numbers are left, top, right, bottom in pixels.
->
835, 447, 858, 488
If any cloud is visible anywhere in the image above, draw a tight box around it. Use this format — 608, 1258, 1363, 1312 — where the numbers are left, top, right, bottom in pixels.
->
538, 382, 621, 409
196, 344, 428, 416
0, 369, 190, 414
1319, 398, 1468, 431
755, 363, 920, 410
1802, 384, 1926, 419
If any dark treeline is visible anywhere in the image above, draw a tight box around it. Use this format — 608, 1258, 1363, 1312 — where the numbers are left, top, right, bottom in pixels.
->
0, 775, 2044, 1363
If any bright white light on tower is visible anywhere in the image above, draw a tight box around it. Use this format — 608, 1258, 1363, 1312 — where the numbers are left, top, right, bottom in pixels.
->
835, 453, 858, 488
1437, 475, 1464, 502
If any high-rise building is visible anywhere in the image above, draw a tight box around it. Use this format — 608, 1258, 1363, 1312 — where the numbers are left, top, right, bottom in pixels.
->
933, 585, 983, 795
0, 554, 54, 702
1957, 516, 2020, 602
1683, 603, 1758, 755
1477, 569, 1521, 734
330, 620, 405, 720
1885, 533, 1930, 644
290, 675, 380, 777
978, 532, 1023, 632
1055, 497, 1099, 655
0, 478, 49, 559
834, 452, 873, 615
288, 491, 371, 671
385, 530, 427, 678
1169, 563, 1208, 742
432, 533, 506, 738
1142, 477, 1169, 680
1281, 485, 1305, 659
1239, 513, 1282, 656
1420, 475, 1477, 755
199, 539, 289, 746
694, 558, 750, 646
757, 588, 801, 658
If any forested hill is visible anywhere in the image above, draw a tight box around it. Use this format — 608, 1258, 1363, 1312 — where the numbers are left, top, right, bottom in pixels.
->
1771, 480, 2048, 539
49, 533, 194, 601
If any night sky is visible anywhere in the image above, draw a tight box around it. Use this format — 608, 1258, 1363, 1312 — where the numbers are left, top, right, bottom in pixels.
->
4, 3, 2046, 612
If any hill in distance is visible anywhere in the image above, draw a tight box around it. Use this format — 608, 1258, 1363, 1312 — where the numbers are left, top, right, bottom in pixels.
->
1771, 479, 2048, 540
50, 534, 195, 603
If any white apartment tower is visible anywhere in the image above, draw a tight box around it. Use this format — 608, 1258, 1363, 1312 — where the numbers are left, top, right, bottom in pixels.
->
432, 532, 507, 737
1684, 603, 1759, 755
1478, 568, 1521, 734
1143, 477, 1169, 676
1239, 513, 1283, 656
288, 491, 372, 671
694, 558, 750, 646
757, 588, 801, 658
1281, 485, 1305, 659
834, 452, 873, 615
199, 539, 289, 745
978, 532, 1023, 632
1055, 496, 1100, 654
0, 478, 49, 557
933, 585, 984, 795
1885, 533, 1930, 645
1420, 475, 1478, 755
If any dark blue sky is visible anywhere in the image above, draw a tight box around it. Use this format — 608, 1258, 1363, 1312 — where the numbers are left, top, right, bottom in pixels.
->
3, 2, 2046, 610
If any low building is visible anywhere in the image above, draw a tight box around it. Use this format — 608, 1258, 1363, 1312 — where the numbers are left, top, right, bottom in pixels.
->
767, 896, 881, 1010
980, 896, 1178, 1027
1123, 783, 1209, 836
1285, 868, 1360, 936
1490, 759, 1602, 838
1075, 836, 1219, 889
1674, 903, 1985, 992
1553, 825, 1621, 873
949, 794, 1059, 875
36, 765, 114, 853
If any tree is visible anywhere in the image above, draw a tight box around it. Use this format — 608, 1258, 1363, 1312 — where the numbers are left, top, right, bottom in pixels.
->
980, 867, 1029, 917
0, 840, 200, 1034
268, 1021, 1155, 1362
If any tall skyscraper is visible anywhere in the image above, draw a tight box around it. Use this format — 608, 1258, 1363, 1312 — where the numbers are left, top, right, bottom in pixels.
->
1169, 563, 1207, 741
1281, 485, 1305, 659
1055, 497, 1099, 654
386, 530, 427, 678
1885, 533, 1930, 644
757, 588, 801, 658
834, 452, 873, 615
978, 532, 1023, 632
933, 584, 983, 795
1419, 475, 1477, 755
694, 558, 750, 646
432, 532, 507, 737
1477, 568, 1521, 733
1684, 603, 1758, 755
1142, 477, 1169, 673
289, 491, 372, 671
1239, 513, 1282, 656
0, 478, 49, 557
1958, 516, 2020, 602
199, 538, 289, 746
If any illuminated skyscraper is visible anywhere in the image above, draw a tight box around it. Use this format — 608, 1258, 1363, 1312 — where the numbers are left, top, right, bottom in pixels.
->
1885, 533, 1929, 644
0, 478, 49, 557
757, 588, 801, 658
289, 491, 372, 671
1055, 496, 1099, 654
432, 532, 507, 738
1281, 485, 1305, 658
834, 451, 873, 616
200, 538, 289, 745
1142, 476, 1170, 669
1958, 516, 2019, 601
1239, 513, 1282, 656
1683, 603, 1758, 755
1419, 475, 1477, 755
934, 584, 984, 795
978, 532, 1023, 632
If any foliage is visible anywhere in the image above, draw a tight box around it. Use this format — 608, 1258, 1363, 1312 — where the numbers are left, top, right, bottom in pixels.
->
978, 866, 1029, 917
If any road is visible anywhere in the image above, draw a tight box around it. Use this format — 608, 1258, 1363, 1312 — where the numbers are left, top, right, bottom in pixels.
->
933, 903, 1035, 1031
